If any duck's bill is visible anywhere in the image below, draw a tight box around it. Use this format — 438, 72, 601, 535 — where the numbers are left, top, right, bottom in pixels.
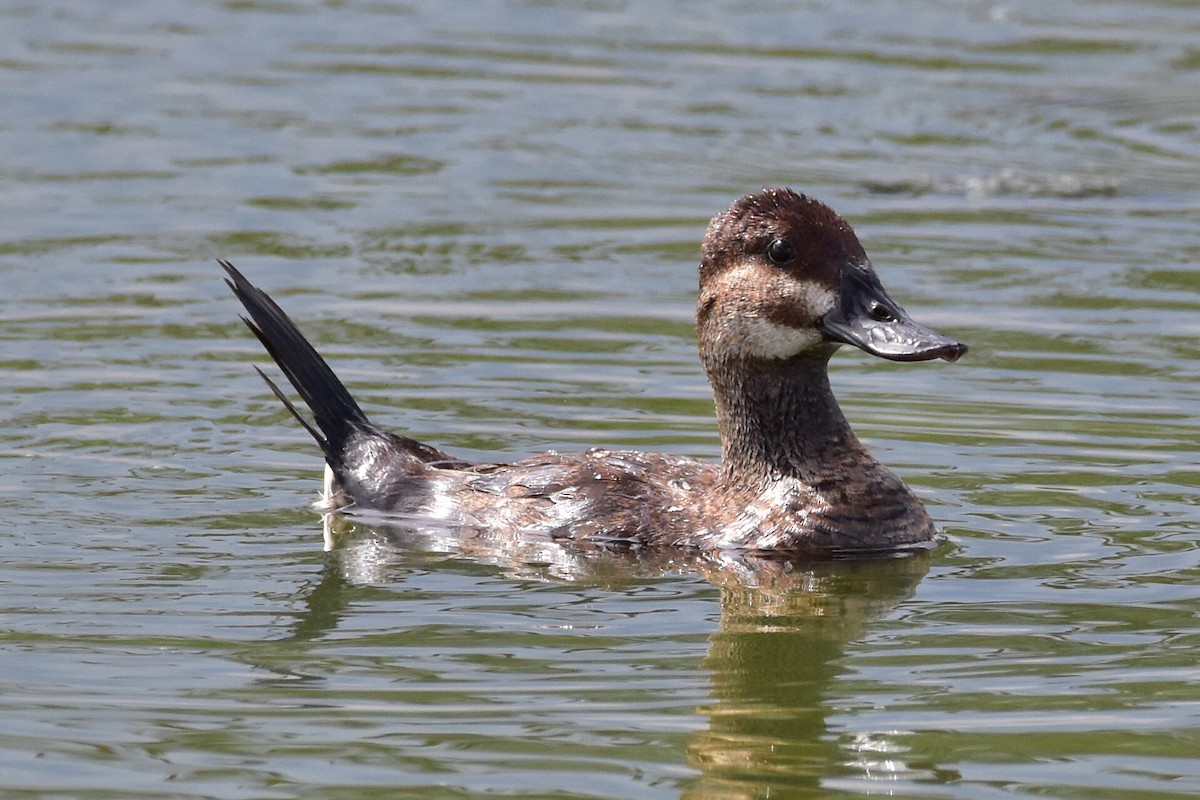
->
820, 267, 967, 363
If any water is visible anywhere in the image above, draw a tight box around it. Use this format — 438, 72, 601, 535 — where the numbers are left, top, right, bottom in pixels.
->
2, 0, 1200, 797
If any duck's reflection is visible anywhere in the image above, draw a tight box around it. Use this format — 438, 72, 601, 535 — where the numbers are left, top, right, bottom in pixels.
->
683, 553, 930, 798
292, 515, 934, 797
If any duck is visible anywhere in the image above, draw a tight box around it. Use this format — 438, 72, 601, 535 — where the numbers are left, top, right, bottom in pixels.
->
221, 188, 965, 556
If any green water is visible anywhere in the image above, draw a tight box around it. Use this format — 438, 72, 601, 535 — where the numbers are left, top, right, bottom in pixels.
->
2, 1, 1200, 797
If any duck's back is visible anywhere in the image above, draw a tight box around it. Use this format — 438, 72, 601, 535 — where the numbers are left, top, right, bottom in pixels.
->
327, 442, 721, 545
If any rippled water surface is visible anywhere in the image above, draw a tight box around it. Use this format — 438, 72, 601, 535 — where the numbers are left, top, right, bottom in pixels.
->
3, 1, 1200, 797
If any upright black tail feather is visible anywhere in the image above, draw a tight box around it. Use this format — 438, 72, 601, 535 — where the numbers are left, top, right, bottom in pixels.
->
220, 259, 369, 464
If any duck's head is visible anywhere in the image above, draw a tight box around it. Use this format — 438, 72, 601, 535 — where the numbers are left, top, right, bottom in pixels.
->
697, 188, 967, 369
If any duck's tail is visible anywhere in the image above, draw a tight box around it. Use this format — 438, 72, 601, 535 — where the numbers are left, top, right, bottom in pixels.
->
220, 259, 369, 466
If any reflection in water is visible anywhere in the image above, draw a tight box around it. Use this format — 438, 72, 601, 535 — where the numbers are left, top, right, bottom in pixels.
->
296, 515, 932, 797
686, 556, 932, 798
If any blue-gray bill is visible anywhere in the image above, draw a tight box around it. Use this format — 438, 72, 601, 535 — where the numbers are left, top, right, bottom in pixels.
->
819, 261, 967, 363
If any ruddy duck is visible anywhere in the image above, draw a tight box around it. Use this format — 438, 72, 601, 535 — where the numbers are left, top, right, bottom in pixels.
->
222, 189, 965, 555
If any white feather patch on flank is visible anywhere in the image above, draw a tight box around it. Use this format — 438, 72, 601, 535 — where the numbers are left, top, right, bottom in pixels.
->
315, 463, 348, 511
420, 481, 460, 521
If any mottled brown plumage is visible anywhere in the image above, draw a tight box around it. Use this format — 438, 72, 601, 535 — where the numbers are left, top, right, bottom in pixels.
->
222, 188, 965, 556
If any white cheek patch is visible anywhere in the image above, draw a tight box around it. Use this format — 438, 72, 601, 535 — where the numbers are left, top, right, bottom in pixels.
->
792, 282, 838, 319
725, 282, 837, 360
739, 317, 824, 359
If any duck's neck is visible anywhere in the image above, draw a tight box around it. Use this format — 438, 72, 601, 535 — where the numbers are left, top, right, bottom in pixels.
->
706, 354, 872, 489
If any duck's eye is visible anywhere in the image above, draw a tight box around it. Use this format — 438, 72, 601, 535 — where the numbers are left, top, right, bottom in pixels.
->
766, 238, 797, 265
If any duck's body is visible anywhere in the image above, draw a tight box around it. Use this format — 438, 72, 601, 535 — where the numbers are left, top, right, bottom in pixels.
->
223, 189, 965, 556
